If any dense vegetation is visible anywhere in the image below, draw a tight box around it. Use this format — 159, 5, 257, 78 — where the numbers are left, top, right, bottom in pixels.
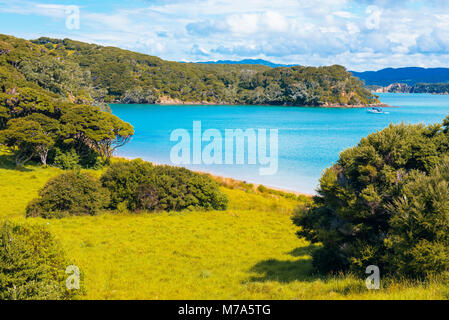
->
293, 116, 449, 279
0, 221, 79, 300
101, 159, 228, 212
3, 155, 446, 299
352, 67, 449, 87
26, 171, 110, 218
0, 34, 377, 106
0, 34, 134, 168
24, 159, 229, 218
411, 83, 449, 94
2, 32, 449, 299
369, 82, 449, 94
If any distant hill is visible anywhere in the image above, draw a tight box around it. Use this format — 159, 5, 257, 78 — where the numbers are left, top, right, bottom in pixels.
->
195, 59, 298, 68
0, 34, 377, 107
351, 67, 449, 86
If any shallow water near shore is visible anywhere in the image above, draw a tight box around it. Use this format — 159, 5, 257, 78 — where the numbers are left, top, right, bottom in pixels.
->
111, 93, 449, 194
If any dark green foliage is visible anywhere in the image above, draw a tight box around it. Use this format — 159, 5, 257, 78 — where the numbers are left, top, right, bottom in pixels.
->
368, 82, 449, 94
0, 221, 79, 300
411, 83, 449, 94
0, 35, 134, 168
18, 53, 90, 96
101, 159, 229, 212
293, 116, 449, 278
100, 159, 154, 210
385, 158, 449, 278
0, 88, 133, 167
53, 148, 80, 170
0, 117, 53, 166
0, 34, 377, 107
26, 171, 110, 218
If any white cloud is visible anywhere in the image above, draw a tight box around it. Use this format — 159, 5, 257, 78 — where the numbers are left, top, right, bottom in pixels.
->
346, 22, 360, 35
263, 11, 288, 32
226, 13, 259, 34
1, 0, 449, 70
333, 11, 354, 19
83, 12, 132, 32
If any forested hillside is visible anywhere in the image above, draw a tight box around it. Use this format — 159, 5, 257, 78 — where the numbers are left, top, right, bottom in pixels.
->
0, 35, 133, 169
0, 34, 378, 107
370, 82, 449, 94
352, 67, 449, 87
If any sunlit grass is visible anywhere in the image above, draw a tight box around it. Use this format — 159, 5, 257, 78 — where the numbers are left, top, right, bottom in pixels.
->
1, 150, 448, 299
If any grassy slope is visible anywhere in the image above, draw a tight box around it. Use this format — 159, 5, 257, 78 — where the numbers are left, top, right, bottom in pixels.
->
0, 153, 448, 299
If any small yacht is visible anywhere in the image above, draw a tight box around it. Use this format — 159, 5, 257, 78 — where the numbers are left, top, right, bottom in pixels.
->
367, 107, 384, 114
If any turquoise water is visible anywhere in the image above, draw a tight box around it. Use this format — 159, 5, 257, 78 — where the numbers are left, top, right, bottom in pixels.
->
110, 93, 449, 194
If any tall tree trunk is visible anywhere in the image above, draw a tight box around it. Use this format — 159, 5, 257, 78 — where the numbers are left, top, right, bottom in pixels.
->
37, 145, 49, 166
39, 152, 48, 166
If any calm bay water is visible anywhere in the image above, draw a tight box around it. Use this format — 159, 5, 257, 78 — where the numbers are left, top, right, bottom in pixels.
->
111, 93, 449, 194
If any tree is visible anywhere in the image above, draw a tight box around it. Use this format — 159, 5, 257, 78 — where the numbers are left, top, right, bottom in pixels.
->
0, 118, 53, 167
0, 87, 55, 118
22, 113, 60, 165
293, 117, 449, 278
385, 157, 449, 278
59, 104, 134, 163
18, 54, 89, 97
90, 112, 134, 162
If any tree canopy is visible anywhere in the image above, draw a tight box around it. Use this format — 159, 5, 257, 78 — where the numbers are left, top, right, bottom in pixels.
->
0, 34, 378, 107
293, 116, 449, 279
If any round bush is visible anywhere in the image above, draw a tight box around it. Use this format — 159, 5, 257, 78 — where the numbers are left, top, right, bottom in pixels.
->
293, 117, 449, 278
0, 221, 79, 300
101, 159, 228, 212
53, 148, 80, 170
26, 171, 110, 218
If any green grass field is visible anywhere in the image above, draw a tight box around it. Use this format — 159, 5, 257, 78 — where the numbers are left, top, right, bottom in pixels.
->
1, 151, 448, 300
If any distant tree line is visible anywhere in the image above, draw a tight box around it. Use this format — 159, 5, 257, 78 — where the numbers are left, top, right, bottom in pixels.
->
1, 34, 378, 107
368, 82, 449, 94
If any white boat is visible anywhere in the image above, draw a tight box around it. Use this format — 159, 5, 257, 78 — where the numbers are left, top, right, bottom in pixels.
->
367, 107, 387, 114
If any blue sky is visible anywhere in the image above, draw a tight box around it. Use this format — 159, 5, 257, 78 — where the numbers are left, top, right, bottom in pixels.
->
1, 0, 449, 71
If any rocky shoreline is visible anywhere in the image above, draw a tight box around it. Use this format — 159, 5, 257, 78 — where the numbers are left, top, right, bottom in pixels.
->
112, 97, 393, 108
320, 102, 393, 108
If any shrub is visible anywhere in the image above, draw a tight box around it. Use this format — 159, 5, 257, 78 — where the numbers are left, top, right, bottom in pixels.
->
77, 146, 102, 169
293, 118, 449, 278
0, 221, 79, 300
99, 159, 154, 210
101, 159, 228, 212
26, 171, 110, 218
385, 158, 449, 278
53, 148, 80, 170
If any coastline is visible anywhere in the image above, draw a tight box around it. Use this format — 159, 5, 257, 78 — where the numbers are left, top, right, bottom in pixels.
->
110, 96, 393, 109
110, 101, 395, 108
